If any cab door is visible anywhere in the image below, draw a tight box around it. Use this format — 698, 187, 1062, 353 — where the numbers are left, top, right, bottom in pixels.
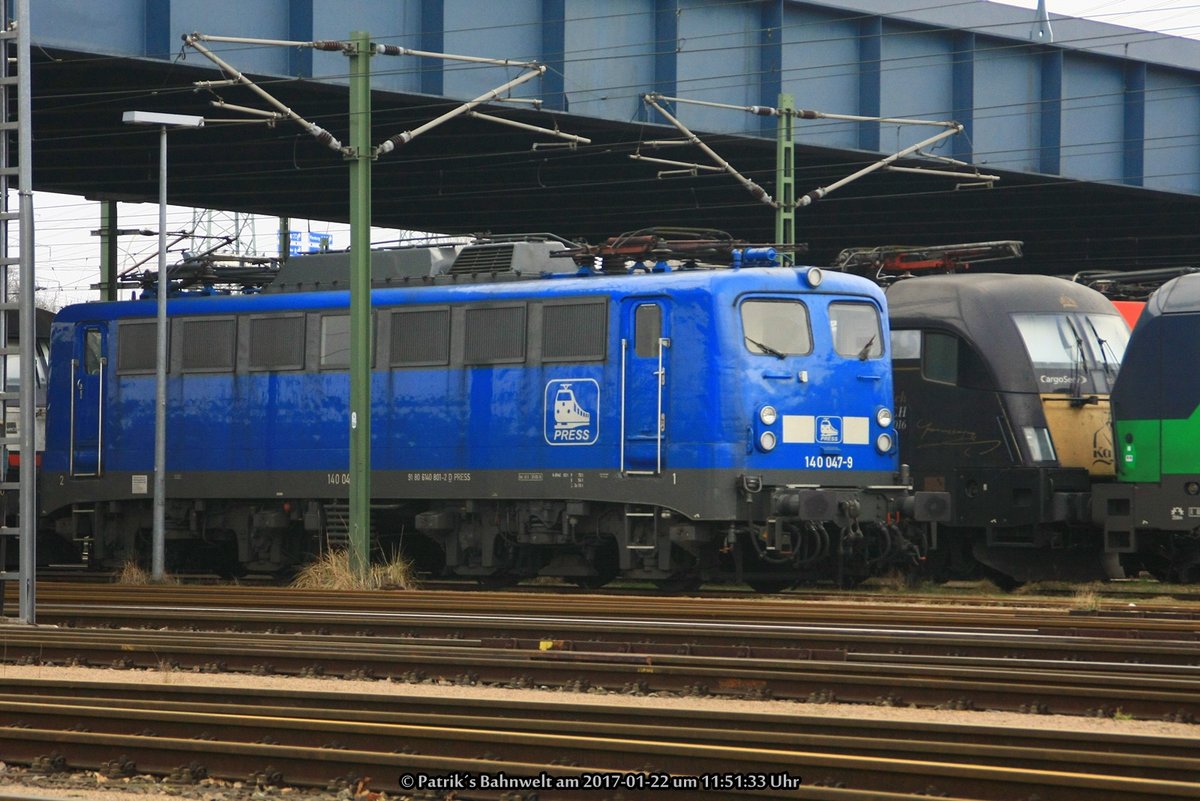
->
620, 298, 670, 475
71, 323, 107, 476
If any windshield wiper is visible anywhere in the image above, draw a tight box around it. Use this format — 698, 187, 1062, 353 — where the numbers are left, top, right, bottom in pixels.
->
745, 336, 786, 359
857, 334, 876, 361
1086, 317, 1117, 380
1063, 316, 1086, 394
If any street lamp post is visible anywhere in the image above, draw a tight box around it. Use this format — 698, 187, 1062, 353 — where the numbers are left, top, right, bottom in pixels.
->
121, 111, 204, 581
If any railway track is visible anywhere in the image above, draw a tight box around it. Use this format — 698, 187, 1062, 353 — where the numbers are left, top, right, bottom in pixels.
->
0, 677, 1198, 800
11, 582, 1200, 628
28, 597, 1200, 662
0, 616, 1197, 720
30, 568, 1200, 602
1, 583, 1197, 798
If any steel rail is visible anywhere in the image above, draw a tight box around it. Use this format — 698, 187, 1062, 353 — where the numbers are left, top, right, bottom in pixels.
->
0, 626, 1197, 720
2, 685, 1200, 777
13, 583, 1200, 633
34, 602, 1200, 665
0, 694, 1198, 799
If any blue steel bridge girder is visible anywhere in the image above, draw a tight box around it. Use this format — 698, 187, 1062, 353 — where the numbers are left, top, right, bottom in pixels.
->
952, 31, 974, 164
36, 0, 1197, 195
651, 0, 678, 120
759, 0, 783, 137
145, 0, 170, 58
1039, 46, 1063, 176
541, 0, 567, 112
857, 15, 881, 153
289, 0, 314, 79
22, 0, 1200, 273
420, 0, 444, 96
1123, 62, 1146, 188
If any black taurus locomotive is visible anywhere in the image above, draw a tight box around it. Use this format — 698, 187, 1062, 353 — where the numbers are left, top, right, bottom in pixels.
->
883, 273, 1131, 584
40, 232, 948, 588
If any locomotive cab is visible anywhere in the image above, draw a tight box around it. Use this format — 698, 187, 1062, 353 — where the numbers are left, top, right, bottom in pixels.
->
886, 274, 1129, 584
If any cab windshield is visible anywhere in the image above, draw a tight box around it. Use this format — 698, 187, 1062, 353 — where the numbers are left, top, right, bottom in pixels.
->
740, 299, 812, 357
1011, 312, 1129, 394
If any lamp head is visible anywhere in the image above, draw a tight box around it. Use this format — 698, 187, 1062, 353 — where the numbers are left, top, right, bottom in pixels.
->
122, 111, 205, 129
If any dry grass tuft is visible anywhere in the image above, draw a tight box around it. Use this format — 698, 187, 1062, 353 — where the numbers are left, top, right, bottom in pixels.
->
115, 559, 178, 585
290, 549, 418, 591
115, 560, 151, 585
1071, 583, 1104, 612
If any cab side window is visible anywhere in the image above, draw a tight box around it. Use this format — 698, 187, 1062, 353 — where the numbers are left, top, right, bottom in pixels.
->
922, 332, 959, 385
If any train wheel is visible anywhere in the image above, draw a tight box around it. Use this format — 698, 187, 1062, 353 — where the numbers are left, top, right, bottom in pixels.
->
571, 538, 619, 589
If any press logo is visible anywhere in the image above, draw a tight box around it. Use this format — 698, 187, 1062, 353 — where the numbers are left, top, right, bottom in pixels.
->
545, 379, 599, 446
816, 415, 842, 444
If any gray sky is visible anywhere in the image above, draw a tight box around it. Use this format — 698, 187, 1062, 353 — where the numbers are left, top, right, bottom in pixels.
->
997, 0, 1200, 39
27, 1, 1200, 308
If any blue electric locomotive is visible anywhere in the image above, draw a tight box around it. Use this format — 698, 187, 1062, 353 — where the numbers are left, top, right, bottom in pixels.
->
40, 233, 944, 588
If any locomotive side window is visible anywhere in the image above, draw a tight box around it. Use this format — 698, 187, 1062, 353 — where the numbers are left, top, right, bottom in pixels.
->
891, 329, 921, 361
922, 332, 959, 385
391, 307, 450, 367
829, 302, 883, 360
84, 329, 103, 375
249, 315, 305, 371
543, 300, 607, 362
634, 304, 661, 358
740, 299, 812, 356
319, 315, 350, 368
465, 304, 526, 365
116, 320, 159, 374
179, 318, 235, 373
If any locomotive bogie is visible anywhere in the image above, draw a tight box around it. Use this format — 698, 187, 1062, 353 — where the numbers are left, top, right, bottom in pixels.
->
68, 497, 312, 575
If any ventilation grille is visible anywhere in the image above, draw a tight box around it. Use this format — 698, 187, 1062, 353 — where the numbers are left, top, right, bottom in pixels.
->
249, 316, 305, 370
181, 319, 235, 371
117, 321, 157, 373
448, 244, 517, 275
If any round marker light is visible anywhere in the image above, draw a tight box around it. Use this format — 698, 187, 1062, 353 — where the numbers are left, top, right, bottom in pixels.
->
759, 431, 777, 452
805, 267, 823, 288
759, 405, 778, 426
876, 432, 894, 453
876, 407, 893, 428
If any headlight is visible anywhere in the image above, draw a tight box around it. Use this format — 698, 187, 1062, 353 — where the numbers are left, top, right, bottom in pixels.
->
875, 432, 894, 453
759, 405, 778, 426
759, 431, 777, 451
876, 407, 893, 428
805, 267, 823, 287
